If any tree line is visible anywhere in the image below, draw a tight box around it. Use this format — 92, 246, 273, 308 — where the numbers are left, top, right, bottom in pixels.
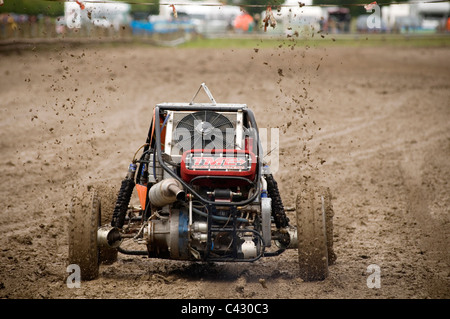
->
0, 0, 159, 17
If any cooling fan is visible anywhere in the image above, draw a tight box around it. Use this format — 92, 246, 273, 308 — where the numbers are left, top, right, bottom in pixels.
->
174, 111, 235, 152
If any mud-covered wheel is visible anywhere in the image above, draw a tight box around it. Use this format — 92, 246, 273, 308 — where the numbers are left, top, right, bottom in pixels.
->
91, 184, 119, 264
296, 187, 332, 281
68, 191, 100, 281
322, 187, 336, 265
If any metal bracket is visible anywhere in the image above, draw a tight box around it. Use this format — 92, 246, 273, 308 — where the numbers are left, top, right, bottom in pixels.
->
190, 83, 217, 105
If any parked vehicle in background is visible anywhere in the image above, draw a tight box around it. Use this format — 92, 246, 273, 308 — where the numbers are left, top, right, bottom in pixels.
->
382, 2, 450, 33
167, 2, 240, 36
65, 0, 131, 30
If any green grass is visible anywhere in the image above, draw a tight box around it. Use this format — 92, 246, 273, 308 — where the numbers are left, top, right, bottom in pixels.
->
3, 33, 448, 53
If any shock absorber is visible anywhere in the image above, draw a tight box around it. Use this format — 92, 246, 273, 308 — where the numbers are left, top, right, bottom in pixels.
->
265, 173, 289, 228
111, 162, 136, 228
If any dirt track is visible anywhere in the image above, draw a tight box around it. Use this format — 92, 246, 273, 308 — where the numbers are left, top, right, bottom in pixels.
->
0, 40, 449, 299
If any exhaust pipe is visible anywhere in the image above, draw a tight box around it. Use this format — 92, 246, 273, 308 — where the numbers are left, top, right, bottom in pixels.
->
149, 178, 185, 207
97, 226, 122, 248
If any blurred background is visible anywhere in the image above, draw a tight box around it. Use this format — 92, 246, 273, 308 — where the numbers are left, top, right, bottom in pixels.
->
0, 0, 449, 44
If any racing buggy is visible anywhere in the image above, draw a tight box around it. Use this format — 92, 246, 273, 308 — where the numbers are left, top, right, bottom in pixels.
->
68, 84, 335, 282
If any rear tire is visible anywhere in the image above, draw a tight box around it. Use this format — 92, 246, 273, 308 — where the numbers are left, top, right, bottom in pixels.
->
322, 187, 336, 265
68, 191, 100, 281
296, 187, 330, 281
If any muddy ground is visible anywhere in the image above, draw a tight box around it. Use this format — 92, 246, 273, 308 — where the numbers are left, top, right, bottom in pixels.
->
0, 39, 449, 300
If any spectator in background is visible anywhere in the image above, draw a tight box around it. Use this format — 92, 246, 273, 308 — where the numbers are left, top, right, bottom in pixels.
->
7, 14, 17, 31
233, 10, 254, 33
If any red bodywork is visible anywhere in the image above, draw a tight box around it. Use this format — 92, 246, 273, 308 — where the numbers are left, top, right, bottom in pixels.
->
181, 149, 256, 187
